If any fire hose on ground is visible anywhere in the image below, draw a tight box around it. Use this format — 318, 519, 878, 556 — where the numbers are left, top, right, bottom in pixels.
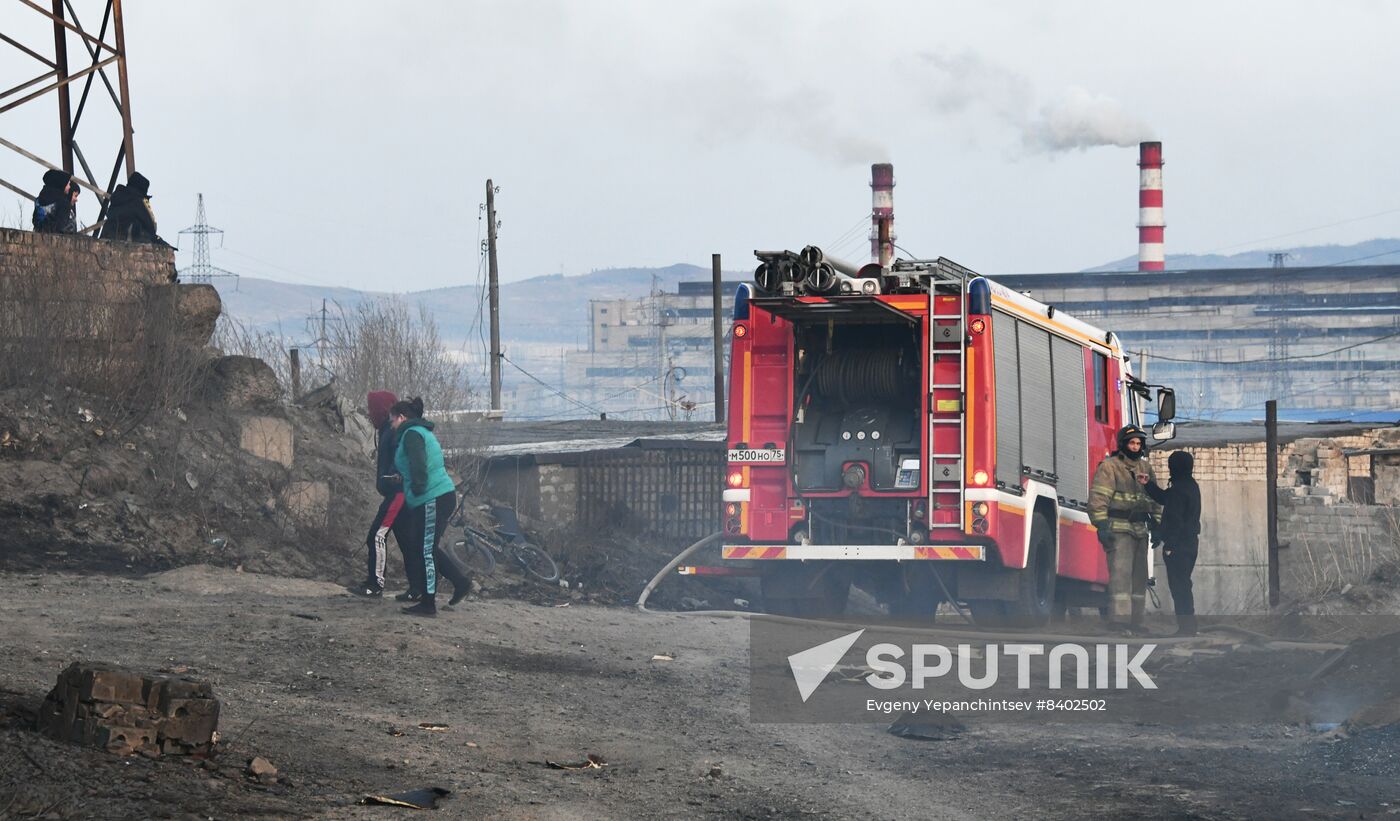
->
631, 532, 1296, 646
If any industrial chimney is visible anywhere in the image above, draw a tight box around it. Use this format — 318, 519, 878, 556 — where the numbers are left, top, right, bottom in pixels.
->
870, 163, 895, 268
1137, 141, 1165, 271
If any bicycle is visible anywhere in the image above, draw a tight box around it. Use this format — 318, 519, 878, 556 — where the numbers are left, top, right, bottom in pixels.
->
449, 503, 560, 584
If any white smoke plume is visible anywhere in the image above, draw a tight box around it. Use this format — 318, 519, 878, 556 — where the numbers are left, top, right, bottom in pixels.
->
1028, 87, 1155, 152
915, 51, 1154, 154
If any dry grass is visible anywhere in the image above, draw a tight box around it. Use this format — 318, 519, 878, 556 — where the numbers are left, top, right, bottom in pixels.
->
1292, 507, 1400, 602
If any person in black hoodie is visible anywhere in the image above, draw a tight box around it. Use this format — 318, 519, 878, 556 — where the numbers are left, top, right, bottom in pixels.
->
32, 170, 74, 233
99, 172, 160, 243
355, 390, 422, 599
1148, 451, 1203, 636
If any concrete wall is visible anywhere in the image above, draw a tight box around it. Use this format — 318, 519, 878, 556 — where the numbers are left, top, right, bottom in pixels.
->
1152, 479, 1270, 614
0, 228, 218, 387
1149, 426, 1400, 612
537, 464, 579, 527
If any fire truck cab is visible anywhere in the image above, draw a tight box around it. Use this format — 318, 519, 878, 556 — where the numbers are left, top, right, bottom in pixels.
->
721, 248, 1176, 625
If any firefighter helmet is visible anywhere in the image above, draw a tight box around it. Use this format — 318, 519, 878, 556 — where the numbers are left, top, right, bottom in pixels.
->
1117, 424, 1149, 454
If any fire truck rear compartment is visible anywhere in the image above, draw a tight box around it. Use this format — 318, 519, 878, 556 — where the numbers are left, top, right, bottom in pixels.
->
792, 321, 921, 494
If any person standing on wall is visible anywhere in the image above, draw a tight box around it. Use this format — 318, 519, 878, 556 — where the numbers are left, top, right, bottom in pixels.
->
390, 397, 470, 617
355, 390, 421, 600
1089, 425, 1161, 636
1147, 451, 1202, 636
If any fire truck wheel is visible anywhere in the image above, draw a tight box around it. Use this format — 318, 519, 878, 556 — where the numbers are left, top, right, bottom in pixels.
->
970, 512, 1057, 628
1010, 512, 1058, 627
761, 566, 850, 618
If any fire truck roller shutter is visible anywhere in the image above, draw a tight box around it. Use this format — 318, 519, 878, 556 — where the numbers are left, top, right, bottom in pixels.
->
1050, 336, 1090, 506
1017, 322, 1055, 478
992, 311, 1022, 489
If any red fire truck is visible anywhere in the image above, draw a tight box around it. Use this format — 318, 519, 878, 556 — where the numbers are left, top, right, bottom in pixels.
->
720, 248, 1177, 625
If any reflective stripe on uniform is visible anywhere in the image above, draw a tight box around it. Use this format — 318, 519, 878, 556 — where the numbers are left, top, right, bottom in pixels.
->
422, 501, 437, 596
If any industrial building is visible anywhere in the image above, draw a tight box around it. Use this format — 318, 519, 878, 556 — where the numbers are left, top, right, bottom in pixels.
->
561, 281, 739, 419
995, 262, 1400, 419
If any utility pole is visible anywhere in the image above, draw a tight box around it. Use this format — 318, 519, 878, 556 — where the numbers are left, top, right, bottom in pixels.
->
319, 299, 329, 376
1266, 400, 1280, 607
711, 254, 725, 424
486, 179, 502, 411
289, 348, 301, 401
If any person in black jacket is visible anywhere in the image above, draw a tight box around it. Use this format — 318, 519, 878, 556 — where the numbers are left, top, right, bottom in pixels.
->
1147, 451, 1202, 636
354, 390, 422, 599
99, 172, 160, 243
32, 169, 74, 233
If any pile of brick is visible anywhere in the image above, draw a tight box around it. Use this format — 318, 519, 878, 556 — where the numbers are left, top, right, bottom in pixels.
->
36, 662, 220, 757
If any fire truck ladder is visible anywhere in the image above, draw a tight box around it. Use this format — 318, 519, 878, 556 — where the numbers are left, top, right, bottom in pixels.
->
922, 264, 971, 532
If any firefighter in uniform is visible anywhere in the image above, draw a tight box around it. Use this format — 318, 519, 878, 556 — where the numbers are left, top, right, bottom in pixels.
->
1089, 425, 1161, 635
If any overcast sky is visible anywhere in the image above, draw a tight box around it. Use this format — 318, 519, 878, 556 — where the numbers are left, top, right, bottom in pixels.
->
4, 1, 1399, 291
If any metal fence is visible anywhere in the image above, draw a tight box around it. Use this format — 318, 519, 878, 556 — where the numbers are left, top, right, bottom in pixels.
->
575, 448, 722, 540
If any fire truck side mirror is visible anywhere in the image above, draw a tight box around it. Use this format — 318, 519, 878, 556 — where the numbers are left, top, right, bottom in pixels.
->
1152, 421, 1176, 442
1157, 387, 1176, 421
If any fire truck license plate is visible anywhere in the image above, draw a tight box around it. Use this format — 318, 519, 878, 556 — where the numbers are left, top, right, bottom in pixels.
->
728, 448, 786, 464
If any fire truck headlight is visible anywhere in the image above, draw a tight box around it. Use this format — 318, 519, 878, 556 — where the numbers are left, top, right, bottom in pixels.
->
725, 517, 742, 534
727, 470, 744, 488
972, 517, 989, 534
972, 470, 990, 486
725, 502, 739, 517
732, 323, 748, 338
972, 501, 989, 517
861, 279, 877, 294
969, 318, 986, 335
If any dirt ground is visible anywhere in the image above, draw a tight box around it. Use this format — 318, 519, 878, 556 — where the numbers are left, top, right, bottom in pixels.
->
2, 566, 1399, 820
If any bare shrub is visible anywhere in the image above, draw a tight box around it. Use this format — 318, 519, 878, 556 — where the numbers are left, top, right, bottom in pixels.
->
324, 297, 468, 412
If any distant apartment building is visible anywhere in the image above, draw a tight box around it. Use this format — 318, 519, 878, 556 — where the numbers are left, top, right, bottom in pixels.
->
562, 281, 740, 419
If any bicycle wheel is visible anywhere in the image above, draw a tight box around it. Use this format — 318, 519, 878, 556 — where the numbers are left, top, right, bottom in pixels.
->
450, 531, 497, 576
512, 542, 559, 583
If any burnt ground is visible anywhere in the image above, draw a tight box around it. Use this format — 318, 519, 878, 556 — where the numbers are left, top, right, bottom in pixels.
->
2, 567, 1399, 820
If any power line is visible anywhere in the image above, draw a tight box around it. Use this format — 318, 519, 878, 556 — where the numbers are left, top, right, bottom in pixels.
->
500, 352, 604, 416
1140, 330, 1400, 365
1199, 206, 1400, 255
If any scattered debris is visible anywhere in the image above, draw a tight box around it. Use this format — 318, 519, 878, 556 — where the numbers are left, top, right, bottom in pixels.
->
733, 598, 750, 609
77, 407, 94, 423
417, 723, 449, 732
291, 612, 322, 621
247, 756, 278, 784
360, 787, 452, 809
185, 471, 199, 490
708, 765, 724, 779
679, 597, 710, 611
545, 753, 608, 770
650, 654, 675, 662
887, 712, 965, 741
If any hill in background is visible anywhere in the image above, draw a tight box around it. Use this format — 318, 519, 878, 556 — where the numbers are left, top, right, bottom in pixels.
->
1081, 237, 1400, 273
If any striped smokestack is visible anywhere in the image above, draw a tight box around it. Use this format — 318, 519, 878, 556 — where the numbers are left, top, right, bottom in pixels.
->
870, 163, 895, 267
1138, 141, 1165, 271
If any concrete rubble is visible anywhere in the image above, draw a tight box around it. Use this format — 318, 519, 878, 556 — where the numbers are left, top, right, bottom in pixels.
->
36, 662, 220, 757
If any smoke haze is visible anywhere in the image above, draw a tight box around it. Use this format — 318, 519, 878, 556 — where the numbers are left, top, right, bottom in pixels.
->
916, 51, 1154, 153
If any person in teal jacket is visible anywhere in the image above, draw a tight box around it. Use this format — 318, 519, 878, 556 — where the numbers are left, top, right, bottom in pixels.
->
390, 397, 470, 617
